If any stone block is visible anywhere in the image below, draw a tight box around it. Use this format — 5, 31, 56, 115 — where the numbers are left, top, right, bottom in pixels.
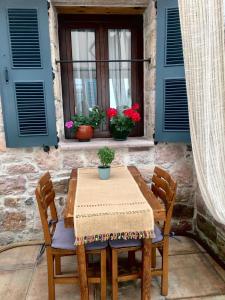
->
127, 150, 154, 166
196, 214, 217, 243
4, 197, 20, 208
0, 231, 15, 245
171, 218, 193, 234
5, 163, 36, 174
171, 161, 193, 186
25, 197, 34, 206
0, 134, 6, 152
173, 204, 194, 219
155, 143, 185, 165
176, 187, 194, 203
0, 211, 26, 231
62, 152, 84, 169
217, 233, 225, 260
53, 178, 69, 194
34, 150, 61, 170
0, 176, 26, 196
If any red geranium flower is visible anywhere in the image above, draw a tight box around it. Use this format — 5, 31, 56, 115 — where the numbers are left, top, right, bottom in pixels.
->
130, 111, 141, 122
132, 103, 139, 110
107, 108, 118, 119
123, 108, 134, 118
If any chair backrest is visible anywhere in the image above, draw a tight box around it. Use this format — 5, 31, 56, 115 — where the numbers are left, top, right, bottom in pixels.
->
151, 166, 177, 236
35, 172, 58, 245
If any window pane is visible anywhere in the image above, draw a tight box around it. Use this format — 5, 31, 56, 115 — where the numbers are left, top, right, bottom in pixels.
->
108, 29, 132, 109
71, 30, 97, 115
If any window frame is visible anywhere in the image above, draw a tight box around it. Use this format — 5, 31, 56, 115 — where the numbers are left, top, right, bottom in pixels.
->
58, 14, 144, 139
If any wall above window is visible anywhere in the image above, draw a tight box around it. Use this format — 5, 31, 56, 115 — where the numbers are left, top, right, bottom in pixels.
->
51, 0, 148, 9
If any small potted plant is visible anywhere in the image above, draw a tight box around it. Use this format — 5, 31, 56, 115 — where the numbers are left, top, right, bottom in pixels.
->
107, 103, 141, 141
65, 106, 105, 142
97, 147, 115, 180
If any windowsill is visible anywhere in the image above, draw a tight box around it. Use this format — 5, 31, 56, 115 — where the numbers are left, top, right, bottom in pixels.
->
59, 137, 154, 151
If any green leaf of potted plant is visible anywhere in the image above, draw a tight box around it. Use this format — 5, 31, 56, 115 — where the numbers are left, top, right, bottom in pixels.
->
65, 106, 105, 142
97, 147, 115, 180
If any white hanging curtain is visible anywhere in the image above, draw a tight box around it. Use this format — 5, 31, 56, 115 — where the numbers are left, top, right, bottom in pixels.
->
178, 0, 225, 224
108, 29, 132, 109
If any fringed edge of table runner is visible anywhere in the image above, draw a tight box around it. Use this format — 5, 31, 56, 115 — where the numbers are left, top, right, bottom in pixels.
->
75, 229, 155, 245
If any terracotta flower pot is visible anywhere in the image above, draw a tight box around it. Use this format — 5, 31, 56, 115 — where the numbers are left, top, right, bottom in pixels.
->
75, 125, 94, 142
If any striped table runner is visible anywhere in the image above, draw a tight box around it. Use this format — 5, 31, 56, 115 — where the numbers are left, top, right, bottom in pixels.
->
74, 166, 155, 245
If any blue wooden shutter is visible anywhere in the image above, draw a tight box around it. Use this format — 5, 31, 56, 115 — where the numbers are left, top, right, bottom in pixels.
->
0, 0, 57, 147
155, 0, 190, 143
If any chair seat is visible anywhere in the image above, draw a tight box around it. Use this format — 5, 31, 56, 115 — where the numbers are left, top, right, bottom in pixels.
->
51, 219, 108, 251
109, 225, 163, 249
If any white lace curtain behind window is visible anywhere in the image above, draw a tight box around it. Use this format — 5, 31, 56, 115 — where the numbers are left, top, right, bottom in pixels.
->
178, 0, 225, 224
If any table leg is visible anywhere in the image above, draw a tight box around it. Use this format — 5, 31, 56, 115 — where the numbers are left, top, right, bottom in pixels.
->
141, 238, 152, 300
77, 244, 89, 300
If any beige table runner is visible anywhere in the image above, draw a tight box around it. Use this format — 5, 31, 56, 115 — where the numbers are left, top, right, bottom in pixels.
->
74, 166, 155, 245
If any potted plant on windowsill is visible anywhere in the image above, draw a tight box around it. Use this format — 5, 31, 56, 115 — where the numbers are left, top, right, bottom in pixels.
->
65, 106, 105, 142
107, 103, 141, 141
97, 147, 115, 180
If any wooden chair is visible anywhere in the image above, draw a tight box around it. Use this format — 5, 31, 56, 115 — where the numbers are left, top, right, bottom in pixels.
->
109, 166, 177, 299
35, 172, 107, 300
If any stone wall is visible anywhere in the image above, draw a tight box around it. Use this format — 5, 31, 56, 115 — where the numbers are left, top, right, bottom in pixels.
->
194, 184, 225, 262
0, 0, 195, 245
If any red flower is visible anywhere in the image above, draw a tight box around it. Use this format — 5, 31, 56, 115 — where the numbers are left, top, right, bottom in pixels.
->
130, 111, 141, 122
107, 108, 118, 119
132, 103, 139, 110
123, 108, 134, 118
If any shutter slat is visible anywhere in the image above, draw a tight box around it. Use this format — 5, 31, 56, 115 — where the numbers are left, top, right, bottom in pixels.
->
166, 8, 184, 65
15, 82, 47, 136
164, 79, 189, 131
8, 8, 41, 68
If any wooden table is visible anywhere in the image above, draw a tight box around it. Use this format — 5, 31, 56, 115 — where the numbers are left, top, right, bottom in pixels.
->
64, 166, 166, 300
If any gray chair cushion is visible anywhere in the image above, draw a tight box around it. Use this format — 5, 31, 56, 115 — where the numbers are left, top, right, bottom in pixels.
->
51, 219, 108, 251
109, 225, 163, 249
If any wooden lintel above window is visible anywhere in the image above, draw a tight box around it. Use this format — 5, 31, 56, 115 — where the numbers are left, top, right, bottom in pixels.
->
55, 6, 146, 15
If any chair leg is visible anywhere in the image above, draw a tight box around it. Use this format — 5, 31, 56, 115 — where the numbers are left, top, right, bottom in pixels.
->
151, 247, 156, 268
46, 249, 55, 300
55, 256, 61, 275
112, 249, 118, 300
100, 249, 107, 300
161, 243, 169, 296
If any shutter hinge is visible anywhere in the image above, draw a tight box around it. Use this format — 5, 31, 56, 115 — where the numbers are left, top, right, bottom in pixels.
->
42, 136, 59, 153
153, 132, 158, 145
154, 0, 157, 15
43, 145, 50, 153
55, 136, 59, 149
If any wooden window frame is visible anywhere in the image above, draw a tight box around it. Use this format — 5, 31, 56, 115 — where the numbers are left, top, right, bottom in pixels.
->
58, 14, 144, 139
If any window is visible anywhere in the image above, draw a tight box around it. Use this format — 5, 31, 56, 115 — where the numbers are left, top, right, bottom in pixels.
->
58, 15, 143, 139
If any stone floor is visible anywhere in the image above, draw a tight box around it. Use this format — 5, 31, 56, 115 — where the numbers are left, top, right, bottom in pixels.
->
0, 237, 225, 300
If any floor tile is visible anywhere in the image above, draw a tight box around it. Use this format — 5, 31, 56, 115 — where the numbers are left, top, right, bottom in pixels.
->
165, 253, 225, 299
0, 269, 33, 300
203, 253, 225, 283
182, 296, 225, 300
38, 251, 77, 269
26, 263, 95, 300
0, 245, 39, 270
95, 278, 165, 300
168, 236, 204, 256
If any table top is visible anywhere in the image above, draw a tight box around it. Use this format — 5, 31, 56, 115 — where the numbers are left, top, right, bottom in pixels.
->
64, 166, 166, 228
